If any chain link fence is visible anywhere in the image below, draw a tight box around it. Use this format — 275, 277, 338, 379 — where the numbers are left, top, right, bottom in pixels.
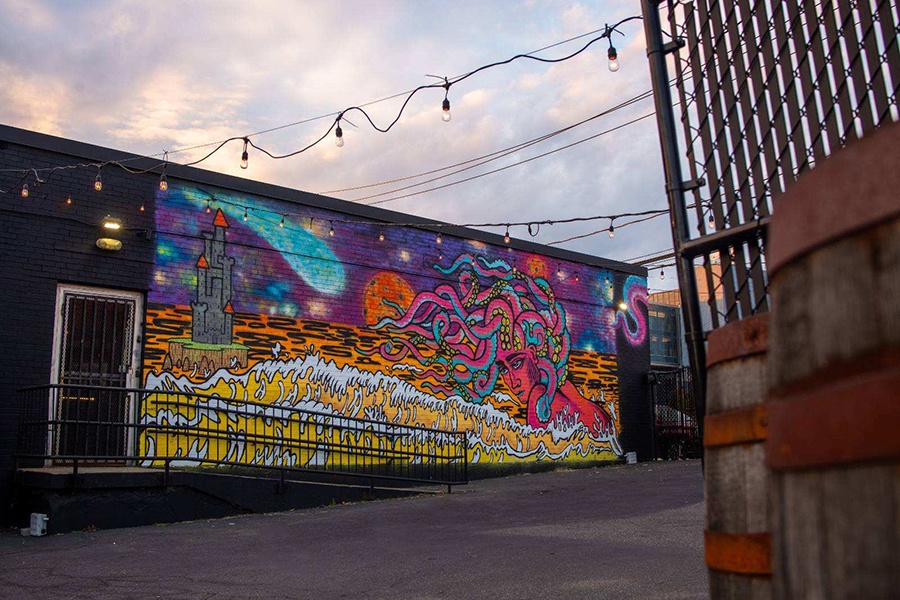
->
655, 0, 898, 328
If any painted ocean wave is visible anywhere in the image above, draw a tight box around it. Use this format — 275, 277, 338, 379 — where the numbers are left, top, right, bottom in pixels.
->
143, 352, 621, 463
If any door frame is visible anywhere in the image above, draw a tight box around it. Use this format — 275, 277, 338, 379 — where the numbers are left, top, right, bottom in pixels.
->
48, 284, 145, 461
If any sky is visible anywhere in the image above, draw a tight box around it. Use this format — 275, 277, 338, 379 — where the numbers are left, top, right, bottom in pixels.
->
0, 0, 677, 292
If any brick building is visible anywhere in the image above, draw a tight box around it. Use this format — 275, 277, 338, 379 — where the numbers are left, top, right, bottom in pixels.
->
0, 125, 651, 526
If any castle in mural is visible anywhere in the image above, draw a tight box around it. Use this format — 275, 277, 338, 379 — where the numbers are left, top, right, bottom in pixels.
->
165, 209, 248, 371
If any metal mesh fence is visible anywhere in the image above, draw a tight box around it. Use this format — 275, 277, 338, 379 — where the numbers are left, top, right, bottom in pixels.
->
656, 0, 899, 327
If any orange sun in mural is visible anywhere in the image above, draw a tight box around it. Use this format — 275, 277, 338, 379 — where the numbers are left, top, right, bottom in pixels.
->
525, 256, 548, 280
362, 272, 415, 326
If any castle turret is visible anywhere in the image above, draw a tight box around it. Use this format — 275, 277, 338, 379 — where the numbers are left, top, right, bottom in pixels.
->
191, 209, 236, 345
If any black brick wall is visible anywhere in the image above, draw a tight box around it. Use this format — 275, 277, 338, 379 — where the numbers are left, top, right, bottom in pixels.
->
0, 126, 652, 525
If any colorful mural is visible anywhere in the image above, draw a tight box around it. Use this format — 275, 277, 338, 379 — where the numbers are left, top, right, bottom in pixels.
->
141, 186, 648, 468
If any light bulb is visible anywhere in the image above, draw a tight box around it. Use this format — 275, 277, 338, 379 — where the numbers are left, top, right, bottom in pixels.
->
21, 183, 28, 198
280, 216, 285, 228
504, 227, 510, 244
379, 231, 385, 242
94, 173, 103, 192
707, 214, 716, 230
159, 173, 168, 191
243, 209, 248, 222
441, 98, 451, 122
618, 301, 628, 311
608, 224, 615, 238
66, 195, 73, 205
205, 201, 211, 214
608, 47, 620, 72
660, 269, 666, 280
556, 268, 563, 278
438, 252, 443, 261
329, 223, 335, 236
240, 138, 249, 169
140, 203, 145, 212
335, 125, 344, 147
436, 233, 442, 245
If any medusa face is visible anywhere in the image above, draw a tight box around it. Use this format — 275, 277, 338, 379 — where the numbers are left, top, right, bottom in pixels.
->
496, 346, 545, 406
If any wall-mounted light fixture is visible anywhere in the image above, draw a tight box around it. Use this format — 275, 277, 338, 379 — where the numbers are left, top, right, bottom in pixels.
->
96, 238, 123, 251
102, 215, 122, 231
98, 215, 123, 251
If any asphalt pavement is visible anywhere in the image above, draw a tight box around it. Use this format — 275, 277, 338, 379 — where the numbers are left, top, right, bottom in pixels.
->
0, 460, 707, 599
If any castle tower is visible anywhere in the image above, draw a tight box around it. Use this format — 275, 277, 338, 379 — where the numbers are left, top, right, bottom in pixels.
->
191, 209, 236, 345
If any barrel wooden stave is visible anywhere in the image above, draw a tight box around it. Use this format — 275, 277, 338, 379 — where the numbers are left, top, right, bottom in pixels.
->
706, 317, 771, 600
767, 124, 900, 599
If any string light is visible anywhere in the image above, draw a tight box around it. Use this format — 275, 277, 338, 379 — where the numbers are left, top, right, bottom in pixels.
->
94, 169, 103, 192
66, 195, 73, 205
205, 200, 212, 214
280, 215, 285, 228
436, 233, 442, 245
378, 231, 385, 242
608, 46, 619, 72
2, 15, 643, 199
329, 221, 335, 236
660, 269, 665, 280
243, 207, 248, 221
335, 123, 344, 147
140, 202, 145, 212
159, 153, 168, 191
504, 226, 510, 244
440, 76, 452, 122
707, 213, 716, 230
608, 220, 615, 238
442, 98, 451, 122
21, 183, 28, 198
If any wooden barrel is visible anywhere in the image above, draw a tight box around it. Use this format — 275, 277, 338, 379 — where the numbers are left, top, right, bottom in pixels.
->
704, 313, 772, 598
766, 121, 900, 599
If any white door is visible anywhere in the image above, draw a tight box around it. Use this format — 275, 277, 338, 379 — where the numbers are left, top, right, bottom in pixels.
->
49, 285, 143, 460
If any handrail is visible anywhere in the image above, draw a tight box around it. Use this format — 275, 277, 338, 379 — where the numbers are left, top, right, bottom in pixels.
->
16, 383, 469, 487
18, 383, 457, 438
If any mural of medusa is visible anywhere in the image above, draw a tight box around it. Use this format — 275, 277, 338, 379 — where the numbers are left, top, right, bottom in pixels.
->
371, 254, 612, 439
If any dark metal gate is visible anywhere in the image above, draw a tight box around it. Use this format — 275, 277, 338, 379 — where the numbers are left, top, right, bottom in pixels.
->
53, 290, 139, 459
651, 368, 701, 459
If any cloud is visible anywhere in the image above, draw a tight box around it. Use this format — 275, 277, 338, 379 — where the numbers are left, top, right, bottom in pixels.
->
0, 63, 70, 135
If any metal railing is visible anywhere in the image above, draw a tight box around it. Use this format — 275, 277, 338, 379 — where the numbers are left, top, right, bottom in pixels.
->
16, 384, 468, 488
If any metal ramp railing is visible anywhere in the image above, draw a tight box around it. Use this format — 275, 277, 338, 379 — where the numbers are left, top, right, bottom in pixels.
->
16, 384, 468, 490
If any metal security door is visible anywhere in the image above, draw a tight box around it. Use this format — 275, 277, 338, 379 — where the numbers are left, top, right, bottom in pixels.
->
51, 286, 142, 460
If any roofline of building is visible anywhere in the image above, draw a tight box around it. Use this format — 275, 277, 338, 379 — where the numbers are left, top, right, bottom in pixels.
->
0, 124, 646, 276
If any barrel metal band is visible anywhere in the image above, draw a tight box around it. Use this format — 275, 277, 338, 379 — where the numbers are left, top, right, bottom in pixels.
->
767, 365, 900, 470
706, 314, 769, 368
704, 530, 772, 576
704, 404, 768, 448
